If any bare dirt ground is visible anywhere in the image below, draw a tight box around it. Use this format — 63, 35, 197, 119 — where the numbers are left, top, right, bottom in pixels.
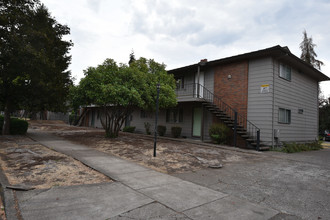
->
29, 120, 262, 174
0, 134, 111, 189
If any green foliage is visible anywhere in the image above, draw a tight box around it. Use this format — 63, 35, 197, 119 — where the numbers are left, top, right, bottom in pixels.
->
157, 125, 166, 136
0, 0, 73, 134
123, 126, 135, 133
144, 122, 151, 135
300, 30, 324, 70
171, 126, 182, 138
0, 116, 28, 135
319, 97, 330, 134
280, 141, 323, 153
209, 123, 230, 144
69, 111, 79, 125
74, 57, 177, 138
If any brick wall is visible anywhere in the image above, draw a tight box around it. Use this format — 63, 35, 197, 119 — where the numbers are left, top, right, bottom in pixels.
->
214, 61, 248, 118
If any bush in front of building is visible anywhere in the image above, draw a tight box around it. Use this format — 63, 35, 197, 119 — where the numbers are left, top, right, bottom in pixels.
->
123, 126, 135, 133
209, 123, 230, 144
0, 116, 29, 135
280, 141, 323, 153
144, 122, 151, 135
171, 126, 182, 138
157, 125, 166, 136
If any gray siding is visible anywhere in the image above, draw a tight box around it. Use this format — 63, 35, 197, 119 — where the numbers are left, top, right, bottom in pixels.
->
247, 58, 274, 146
273, 60, 318, 143
130, 102, 212, 140
248, 57, 319, 146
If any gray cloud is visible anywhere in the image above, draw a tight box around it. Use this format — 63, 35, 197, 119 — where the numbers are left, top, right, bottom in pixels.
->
130, 0, 204, 41
87, 0, 103, 13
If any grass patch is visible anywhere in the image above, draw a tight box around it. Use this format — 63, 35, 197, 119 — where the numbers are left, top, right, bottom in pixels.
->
275, 141, 323, 153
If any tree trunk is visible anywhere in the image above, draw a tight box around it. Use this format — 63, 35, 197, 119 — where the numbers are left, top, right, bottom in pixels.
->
2, 101, 11, 135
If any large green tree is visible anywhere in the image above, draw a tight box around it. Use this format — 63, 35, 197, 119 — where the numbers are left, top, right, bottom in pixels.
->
300, 30, 324, 70
0, 0, 73, 134
76, 57, 177, 138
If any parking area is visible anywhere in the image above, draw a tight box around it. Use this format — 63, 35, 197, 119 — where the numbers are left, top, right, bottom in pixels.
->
173, 147, 330, 220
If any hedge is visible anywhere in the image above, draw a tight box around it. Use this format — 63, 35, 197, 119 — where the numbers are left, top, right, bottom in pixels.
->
0, 115, 29, 135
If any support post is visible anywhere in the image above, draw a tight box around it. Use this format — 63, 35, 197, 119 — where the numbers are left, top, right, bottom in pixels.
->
153, 84, 160, 157
197, 65, 200, 97
233, 112, 237, 147
257, 130, 260, 151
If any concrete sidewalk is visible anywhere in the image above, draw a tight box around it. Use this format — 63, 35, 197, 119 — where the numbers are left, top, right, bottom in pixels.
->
7, 130, 280, 219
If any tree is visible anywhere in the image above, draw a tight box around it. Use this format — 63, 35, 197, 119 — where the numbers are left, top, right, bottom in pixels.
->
76, 57, 177, 138
0, 0, 73, 134
300, 30, 324, 70
128, 50, 136, 66
319, 97, 330, 134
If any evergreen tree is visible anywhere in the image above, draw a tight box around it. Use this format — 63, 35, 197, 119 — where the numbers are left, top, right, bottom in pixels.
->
128, 50, 136, 66
300, 30, 324, 70
0, 0, 73, 134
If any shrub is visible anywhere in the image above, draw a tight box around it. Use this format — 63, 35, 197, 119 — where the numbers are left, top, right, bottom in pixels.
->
281, 141, 323, 153
171, 126, 182, 138
144, 122, 151, 135
0, 116, 28, 135
123, 126, 135, 133
157, 125, 166, 136
209, 123, 230, 144
69, 112, 79, 125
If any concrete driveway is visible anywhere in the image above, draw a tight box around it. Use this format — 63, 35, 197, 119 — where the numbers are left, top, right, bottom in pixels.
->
173, 147, 330, 220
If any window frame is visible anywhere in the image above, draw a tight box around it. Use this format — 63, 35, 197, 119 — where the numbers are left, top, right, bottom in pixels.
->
279, 63, 291, 81
278, 108, 291, 124
175, 76, 184, 89
140, 110, 153, 119
166, 107, 183, 123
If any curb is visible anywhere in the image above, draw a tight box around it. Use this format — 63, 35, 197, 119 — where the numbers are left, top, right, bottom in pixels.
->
0, 166, 19, 220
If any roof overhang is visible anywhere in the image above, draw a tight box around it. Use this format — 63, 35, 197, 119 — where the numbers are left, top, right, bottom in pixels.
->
168, 45, 330, 82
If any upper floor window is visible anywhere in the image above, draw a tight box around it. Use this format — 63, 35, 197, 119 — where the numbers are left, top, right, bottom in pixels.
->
279, 108, 291, 124
279, 63, 291, 81
175, 77, 184, 89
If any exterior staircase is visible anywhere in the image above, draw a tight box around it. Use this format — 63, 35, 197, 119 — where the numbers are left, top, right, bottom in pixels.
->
188, 83, 269, 151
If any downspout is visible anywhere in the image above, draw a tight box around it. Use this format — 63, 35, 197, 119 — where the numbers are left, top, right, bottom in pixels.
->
271, 58, 276, 148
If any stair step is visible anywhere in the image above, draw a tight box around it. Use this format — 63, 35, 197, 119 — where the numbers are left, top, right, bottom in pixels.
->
216, 114, 228, 117
250, 143, 270, 151
259, 146, 270, 151
241, 135, 249, 138
224, 120, 234, 124
205, 104, 217, 108
246, 138, 255, 142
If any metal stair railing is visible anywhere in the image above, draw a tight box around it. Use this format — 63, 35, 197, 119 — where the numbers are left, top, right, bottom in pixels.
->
186, 83, 260, 150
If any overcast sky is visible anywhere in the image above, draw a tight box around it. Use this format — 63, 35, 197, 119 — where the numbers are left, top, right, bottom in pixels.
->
42, 0, 330, 97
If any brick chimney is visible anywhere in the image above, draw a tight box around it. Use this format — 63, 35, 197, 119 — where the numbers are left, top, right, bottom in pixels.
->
199, 59, 207, 66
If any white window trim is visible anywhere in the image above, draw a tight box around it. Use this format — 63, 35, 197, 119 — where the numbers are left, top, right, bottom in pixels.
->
279, 63, 291, 81
279, 108, 291, 124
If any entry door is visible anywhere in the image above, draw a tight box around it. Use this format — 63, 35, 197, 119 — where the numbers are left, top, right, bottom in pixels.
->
195, 72, 204, 98
193, 107, 202, 137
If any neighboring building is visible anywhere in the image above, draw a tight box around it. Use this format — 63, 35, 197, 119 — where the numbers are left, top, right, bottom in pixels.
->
82, 45, 329, 149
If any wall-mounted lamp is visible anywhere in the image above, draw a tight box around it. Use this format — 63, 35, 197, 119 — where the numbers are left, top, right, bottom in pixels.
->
228, 75, 232, 79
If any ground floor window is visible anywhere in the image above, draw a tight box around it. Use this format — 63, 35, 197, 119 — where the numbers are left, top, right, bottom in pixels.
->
279, 108, 291, 124
166, 108, 183, 123
140, 110, 153, 119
